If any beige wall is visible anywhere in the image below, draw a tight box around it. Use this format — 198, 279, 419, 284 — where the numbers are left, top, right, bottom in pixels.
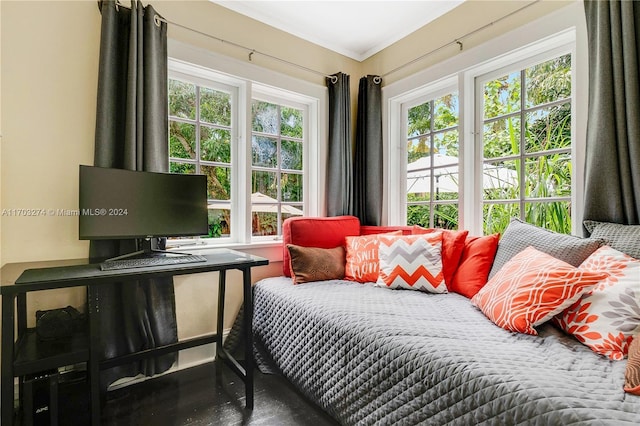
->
0, 0, 354, 348
1, 0, 578, 369
364, 0, 573, 85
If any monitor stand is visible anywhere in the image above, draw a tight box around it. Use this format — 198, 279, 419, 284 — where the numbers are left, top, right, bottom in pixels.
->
103, 238, 194, 263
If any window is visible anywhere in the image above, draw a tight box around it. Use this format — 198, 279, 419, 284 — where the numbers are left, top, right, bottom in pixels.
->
166, 56, 319, 246
168, 78, 235, 239
250, 97, 305, 237
405, 92, 460, 229
386, 26, 577, 236
478, 54, 572, 235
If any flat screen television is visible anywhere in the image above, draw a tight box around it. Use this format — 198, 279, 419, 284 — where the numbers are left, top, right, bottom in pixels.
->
79, 165, 208, 242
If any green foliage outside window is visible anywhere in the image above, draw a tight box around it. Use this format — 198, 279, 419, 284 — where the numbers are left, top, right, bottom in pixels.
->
407, 54, 572, 235
168, 79, 232, 238
251, 100, 304, 236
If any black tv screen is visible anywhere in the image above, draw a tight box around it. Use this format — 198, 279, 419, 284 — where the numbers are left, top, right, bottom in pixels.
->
79, 165, 208, 240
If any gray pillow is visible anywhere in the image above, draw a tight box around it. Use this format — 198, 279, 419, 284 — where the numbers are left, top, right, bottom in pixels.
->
488, 218, 603, 278
584, 220, 640, 259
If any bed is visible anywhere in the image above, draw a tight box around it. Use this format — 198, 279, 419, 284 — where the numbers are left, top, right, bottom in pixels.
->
251, 216, 640, 425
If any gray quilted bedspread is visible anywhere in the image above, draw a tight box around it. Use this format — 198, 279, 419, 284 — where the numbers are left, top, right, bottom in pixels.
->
252, 277, 640, 425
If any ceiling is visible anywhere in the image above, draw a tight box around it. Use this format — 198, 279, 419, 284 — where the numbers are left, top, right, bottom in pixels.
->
212, 1, 465, 61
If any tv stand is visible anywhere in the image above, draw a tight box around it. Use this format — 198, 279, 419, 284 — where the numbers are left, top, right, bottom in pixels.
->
102, 238, 192, 262
0, 249, 268, 426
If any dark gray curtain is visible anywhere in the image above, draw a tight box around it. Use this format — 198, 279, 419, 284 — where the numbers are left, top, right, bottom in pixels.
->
326, 72, 353, 216
583, 0, 640, 227
90, 0, 176, 389
353, 75, 383, 225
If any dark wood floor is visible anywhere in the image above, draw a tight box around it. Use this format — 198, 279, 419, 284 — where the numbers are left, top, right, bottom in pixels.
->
99, 362, 339, 426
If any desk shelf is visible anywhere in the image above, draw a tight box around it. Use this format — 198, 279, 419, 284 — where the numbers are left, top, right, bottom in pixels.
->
14, 329, 88, 377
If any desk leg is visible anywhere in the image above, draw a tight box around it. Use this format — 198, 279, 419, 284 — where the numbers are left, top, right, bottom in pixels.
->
1, 294, 16, 426
87, 288, 101, 426
243, 267, 254, 410
216, 270, 226, 361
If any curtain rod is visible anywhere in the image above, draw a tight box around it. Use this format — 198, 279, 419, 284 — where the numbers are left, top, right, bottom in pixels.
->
381, 0, 541, 79
110, 0, 540, 84
154, 15, 340, 83
108, 0, 338, 83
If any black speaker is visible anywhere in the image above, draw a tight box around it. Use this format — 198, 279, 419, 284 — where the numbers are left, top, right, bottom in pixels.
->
23, 370, 58, 426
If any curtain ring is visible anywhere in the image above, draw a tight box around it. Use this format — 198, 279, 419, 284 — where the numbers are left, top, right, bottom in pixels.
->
154, 14, 162, 27
373, 76, 382, 84
249, 50, 255, 61
329, 75, 338, 84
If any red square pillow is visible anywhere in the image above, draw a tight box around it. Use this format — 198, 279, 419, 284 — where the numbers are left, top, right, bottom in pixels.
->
471, 246, 608, 335
282, 216, 360, 276
344, 231, 402, 283
412, 226, 468, 289
449, 234, 500, 298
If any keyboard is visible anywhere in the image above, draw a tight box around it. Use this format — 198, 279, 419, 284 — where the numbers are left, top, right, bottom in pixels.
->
100, 254, 208, 271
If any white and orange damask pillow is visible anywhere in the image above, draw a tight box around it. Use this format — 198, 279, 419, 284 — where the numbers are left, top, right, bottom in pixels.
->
471, 246, 608, 335
376, 233, 447, 293
555, 246, 640, 360
344, 231, 402, 283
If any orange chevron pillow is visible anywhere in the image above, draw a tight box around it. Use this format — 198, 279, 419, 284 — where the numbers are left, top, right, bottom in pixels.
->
376, 233, 447, 293
471, 246, 608, 335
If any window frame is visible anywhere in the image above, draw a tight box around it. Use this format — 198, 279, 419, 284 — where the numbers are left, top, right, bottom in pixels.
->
168, 72, 238, 242
402, 86, 460, 229
166, 50, 323, 250
249, 90, 308, 241
474, 49, 573, 235
385, 22, 579, 235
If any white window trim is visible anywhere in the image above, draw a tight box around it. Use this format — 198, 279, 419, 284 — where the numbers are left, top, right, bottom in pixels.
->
392, 77, 458, 226
249, 88, 309, 242
383, 2, 584, 235
166, 40, 326, 258
472, 46, 574, 234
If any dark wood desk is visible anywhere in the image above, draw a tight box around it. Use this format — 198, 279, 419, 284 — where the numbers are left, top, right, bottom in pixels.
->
0, 249, 268, 426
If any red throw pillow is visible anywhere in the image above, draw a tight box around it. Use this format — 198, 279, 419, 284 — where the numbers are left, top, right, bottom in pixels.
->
412, 226, 468, 289
344, 231, 402, 283
282, 216, 360, 277
449, 234, 500, 298
471, 246, 608, 335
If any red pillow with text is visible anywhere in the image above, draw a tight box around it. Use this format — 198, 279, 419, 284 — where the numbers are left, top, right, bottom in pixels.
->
555, 246, 640, 360
471, 246, 608, 335
412, 226, 468, 289
449, 234, 500, 298
376, 233, 447, 293
344, 231, 402, 283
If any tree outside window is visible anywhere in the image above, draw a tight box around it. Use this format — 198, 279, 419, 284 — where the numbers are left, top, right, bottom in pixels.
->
251, 100, 304, 237
481, 54, 572, 235
406, 93, 460, 229
168, 78, 232, 238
